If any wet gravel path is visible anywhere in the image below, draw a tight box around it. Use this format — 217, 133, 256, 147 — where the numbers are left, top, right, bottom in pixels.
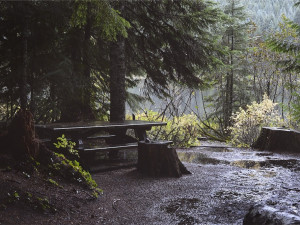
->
91, 146, 300, 225
2, 145, 299, 225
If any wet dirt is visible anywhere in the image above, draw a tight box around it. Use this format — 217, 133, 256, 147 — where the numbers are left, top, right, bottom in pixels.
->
81, 143, 300, 225
2, 142, 300, 224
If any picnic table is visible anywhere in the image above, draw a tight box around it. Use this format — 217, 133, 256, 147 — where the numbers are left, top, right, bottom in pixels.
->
35, 120, 167, 153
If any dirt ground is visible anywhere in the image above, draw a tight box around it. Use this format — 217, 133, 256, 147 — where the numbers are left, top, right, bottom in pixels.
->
1, 144, 300, 225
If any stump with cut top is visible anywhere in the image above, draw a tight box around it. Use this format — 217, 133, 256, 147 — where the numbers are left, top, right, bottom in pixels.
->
137, 141, 191, 177
252, 127, 300, 153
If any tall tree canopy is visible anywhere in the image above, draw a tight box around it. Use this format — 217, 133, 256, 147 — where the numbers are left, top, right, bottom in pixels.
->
0, 1, 129, 122
0, 0, 224, 123
109, 0, 224, 121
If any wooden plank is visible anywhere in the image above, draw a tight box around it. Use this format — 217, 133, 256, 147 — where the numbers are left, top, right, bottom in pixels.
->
79, 143, 138, 152
86, 135, 116, 140
139, 140, 173, 145
35, 120, 167, 132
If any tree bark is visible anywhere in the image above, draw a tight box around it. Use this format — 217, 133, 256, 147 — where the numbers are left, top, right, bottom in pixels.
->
81, 2, 95, 120
3, 110, 39, 159
137, 141, 191, 177
252, 127, 300, 153
20, 2, 29, 110
109, 35, 126, 122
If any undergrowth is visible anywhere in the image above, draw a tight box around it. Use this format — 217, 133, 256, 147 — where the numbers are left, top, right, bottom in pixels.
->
127, 110, 200, 147
51, 135, 102, 198
229, 94, 284, 147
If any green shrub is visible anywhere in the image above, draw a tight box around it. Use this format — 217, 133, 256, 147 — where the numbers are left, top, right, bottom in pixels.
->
128, 110, 200, 147
53, 134, 79, 157
229, 94, 284, 147
289, 92, 300, 128
52, 136, 102, 197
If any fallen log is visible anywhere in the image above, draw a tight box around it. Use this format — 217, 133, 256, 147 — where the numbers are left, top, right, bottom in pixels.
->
252, 127, 300, 153
137, 141, 191, 177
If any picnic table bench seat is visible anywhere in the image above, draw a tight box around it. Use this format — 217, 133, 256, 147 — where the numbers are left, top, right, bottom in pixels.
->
78, 142, 138, 152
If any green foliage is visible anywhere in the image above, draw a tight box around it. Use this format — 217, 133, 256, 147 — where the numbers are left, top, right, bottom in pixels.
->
47, 178, 62, 188
51, 136, 102, 197
51, 153, 102, 196
214, 0, 297, 36
53, 135, 79, 157
128, 110, 200, 147
124, 0, 225, 97
71, 1, 130, 41
290, 93, 300, 126
267, 15, 300, 72
13, 192, 20, 200
36, 197, 51, 211
5, 190, 56, 212
229, 94, 284, 147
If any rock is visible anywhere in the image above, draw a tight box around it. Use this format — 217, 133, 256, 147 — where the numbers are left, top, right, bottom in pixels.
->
243, 204, 300, 225
252, 127, 300, 153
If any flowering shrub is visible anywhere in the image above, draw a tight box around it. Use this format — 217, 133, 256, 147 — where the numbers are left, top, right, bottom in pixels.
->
127, 110, 200, 147
229, 94, 284, 147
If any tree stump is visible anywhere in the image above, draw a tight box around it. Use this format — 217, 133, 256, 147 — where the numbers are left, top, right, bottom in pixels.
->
137, 141, 191, 177
252, 127, 300, 153
5, 110, 39, 159
243, 204, 300, 225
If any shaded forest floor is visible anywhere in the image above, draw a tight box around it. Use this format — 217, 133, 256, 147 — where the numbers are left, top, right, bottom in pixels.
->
1, 143, 300, 225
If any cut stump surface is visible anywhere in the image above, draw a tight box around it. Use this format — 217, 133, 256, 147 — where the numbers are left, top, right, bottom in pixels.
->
137, 141, 191, 177
252, 127, 300, 153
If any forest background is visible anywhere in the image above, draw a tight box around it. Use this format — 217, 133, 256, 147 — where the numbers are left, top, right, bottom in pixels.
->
1, 0, 300, 148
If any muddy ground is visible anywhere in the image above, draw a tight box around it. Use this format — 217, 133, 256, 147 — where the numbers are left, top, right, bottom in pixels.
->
1, 143, 300, 225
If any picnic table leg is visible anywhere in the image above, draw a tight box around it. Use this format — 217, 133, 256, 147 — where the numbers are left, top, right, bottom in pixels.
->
107, 128, 127, 159
134, 128, 148, 141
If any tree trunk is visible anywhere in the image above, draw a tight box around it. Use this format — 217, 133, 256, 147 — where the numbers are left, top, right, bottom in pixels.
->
3, 110, 39, 159
137, 141, 191, 177
20, 2, 29, 110
60, 28, 82, 122
81, 2, 95, 121
252, 127, 300, 153
109, 35, 126, 122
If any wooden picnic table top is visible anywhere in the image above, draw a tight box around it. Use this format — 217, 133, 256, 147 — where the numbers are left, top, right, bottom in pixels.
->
35, 120, 167, 132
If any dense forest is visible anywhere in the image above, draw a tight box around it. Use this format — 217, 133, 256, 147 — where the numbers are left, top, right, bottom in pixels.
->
215, 0, 298, 35
0, 0, 300, 148
246, 0, 298, 32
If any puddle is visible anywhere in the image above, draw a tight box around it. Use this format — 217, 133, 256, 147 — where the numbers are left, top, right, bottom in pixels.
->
231, 160, 263, 170
241, 152, 253, 155
177, 152, 227, 165
201, 147, 233, 152
178, 149, 300, 171
161, 198, 201, 225
265, 159, 300, 170
256, 152, 274, 156
263, 171, 277, 177
230, 159, 300, 170
213, 190, 242, 200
